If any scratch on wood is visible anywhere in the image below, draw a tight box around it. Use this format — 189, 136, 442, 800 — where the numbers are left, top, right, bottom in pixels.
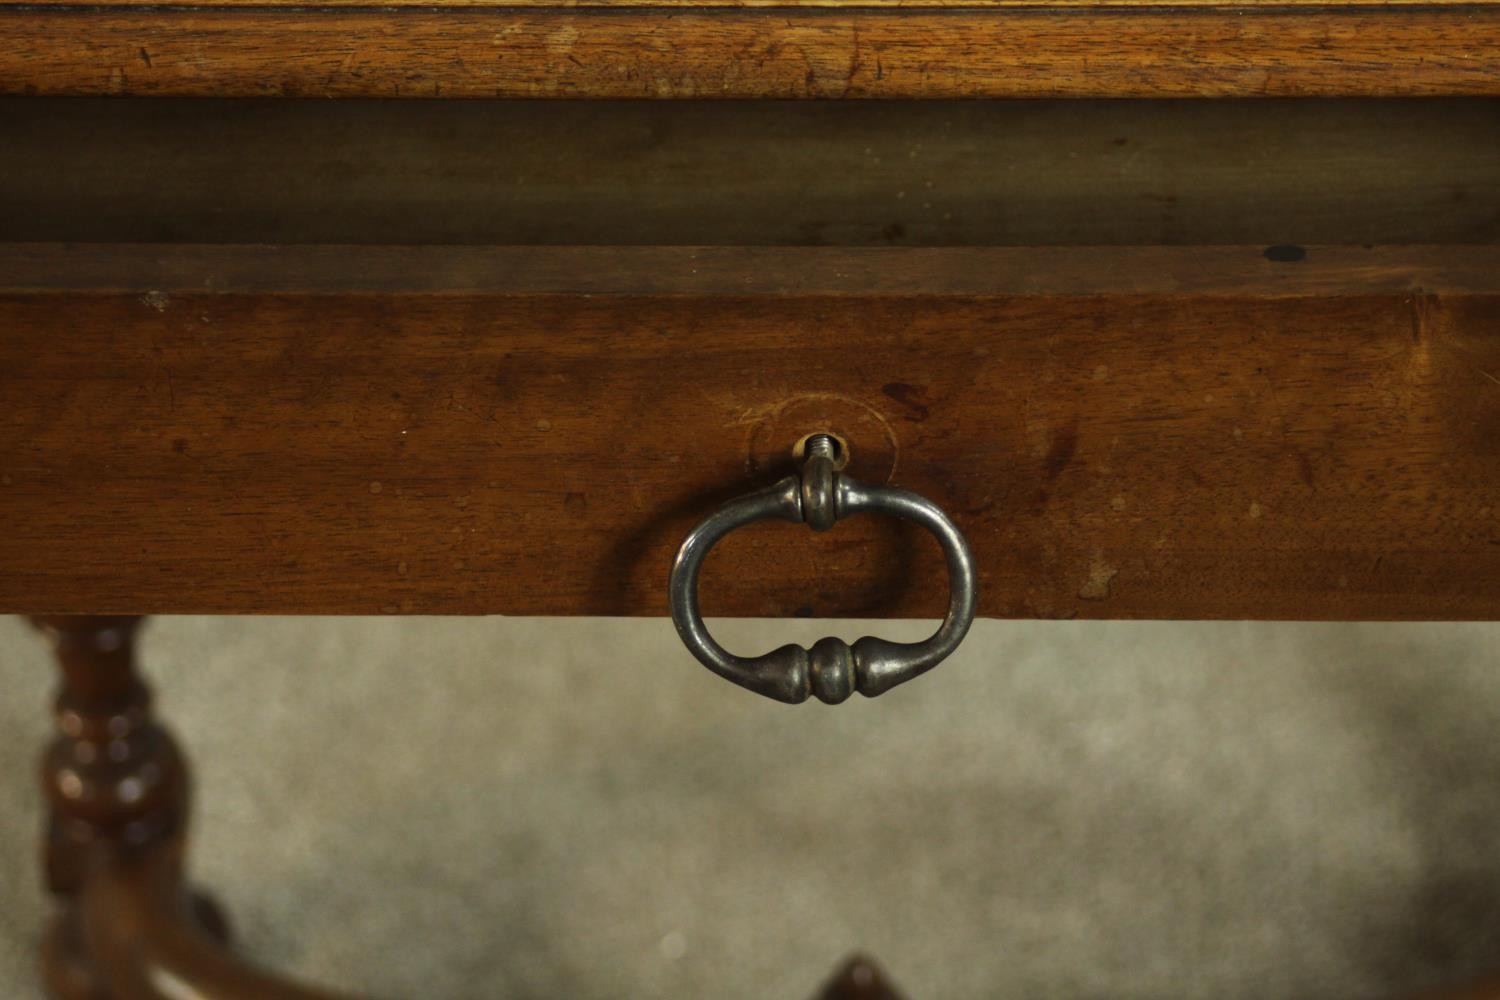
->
1410, 292, 1439, 343
1043, 419, 1079, 480
881, 382, 930, 421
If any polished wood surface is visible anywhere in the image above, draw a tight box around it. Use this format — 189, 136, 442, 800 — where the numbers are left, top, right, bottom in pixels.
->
2, 8, 1497, 99
3, 243, 1499, 620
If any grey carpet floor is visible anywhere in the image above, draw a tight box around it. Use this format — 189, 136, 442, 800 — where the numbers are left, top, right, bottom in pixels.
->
3, 617, 1500, 999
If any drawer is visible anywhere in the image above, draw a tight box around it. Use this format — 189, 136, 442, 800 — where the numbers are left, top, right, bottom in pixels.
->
1, 98, 1498, 619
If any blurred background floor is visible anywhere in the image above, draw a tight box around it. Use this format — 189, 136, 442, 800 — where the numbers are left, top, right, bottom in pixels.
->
3, 617, 1500, 999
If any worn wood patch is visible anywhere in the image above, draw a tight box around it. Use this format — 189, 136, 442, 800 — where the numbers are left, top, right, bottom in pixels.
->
2, 244, 1499, 619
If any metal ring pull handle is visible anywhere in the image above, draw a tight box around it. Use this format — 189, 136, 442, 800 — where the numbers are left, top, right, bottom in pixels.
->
669, 435, 977, 704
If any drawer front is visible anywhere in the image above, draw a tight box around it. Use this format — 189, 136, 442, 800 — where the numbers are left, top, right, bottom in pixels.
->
2, 243, 1499, 618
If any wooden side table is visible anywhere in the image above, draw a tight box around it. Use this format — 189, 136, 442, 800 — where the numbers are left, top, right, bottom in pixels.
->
2, 1, 1499, 994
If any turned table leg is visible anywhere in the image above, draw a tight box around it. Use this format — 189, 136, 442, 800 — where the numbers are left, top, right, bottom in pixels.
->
30, 616, 342, 1000
31, 615, 217, 997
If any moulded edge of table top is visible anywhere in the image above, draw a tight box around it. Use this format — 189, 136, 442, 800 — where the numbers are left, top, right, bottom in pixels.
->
1, 5, 1498, 98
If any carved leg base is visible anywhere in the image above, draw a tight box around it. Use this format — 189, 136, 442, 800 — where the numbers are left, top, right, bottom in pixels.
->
41, 907, 105, 1000
43, 881, 232, 1000
814, 955, 909, 1000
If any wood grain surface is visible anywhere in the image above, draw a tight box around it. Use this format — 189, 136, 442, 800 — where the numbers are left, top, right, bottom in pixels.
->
3, 243, 1500, 620
1, 9, 1497, 99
